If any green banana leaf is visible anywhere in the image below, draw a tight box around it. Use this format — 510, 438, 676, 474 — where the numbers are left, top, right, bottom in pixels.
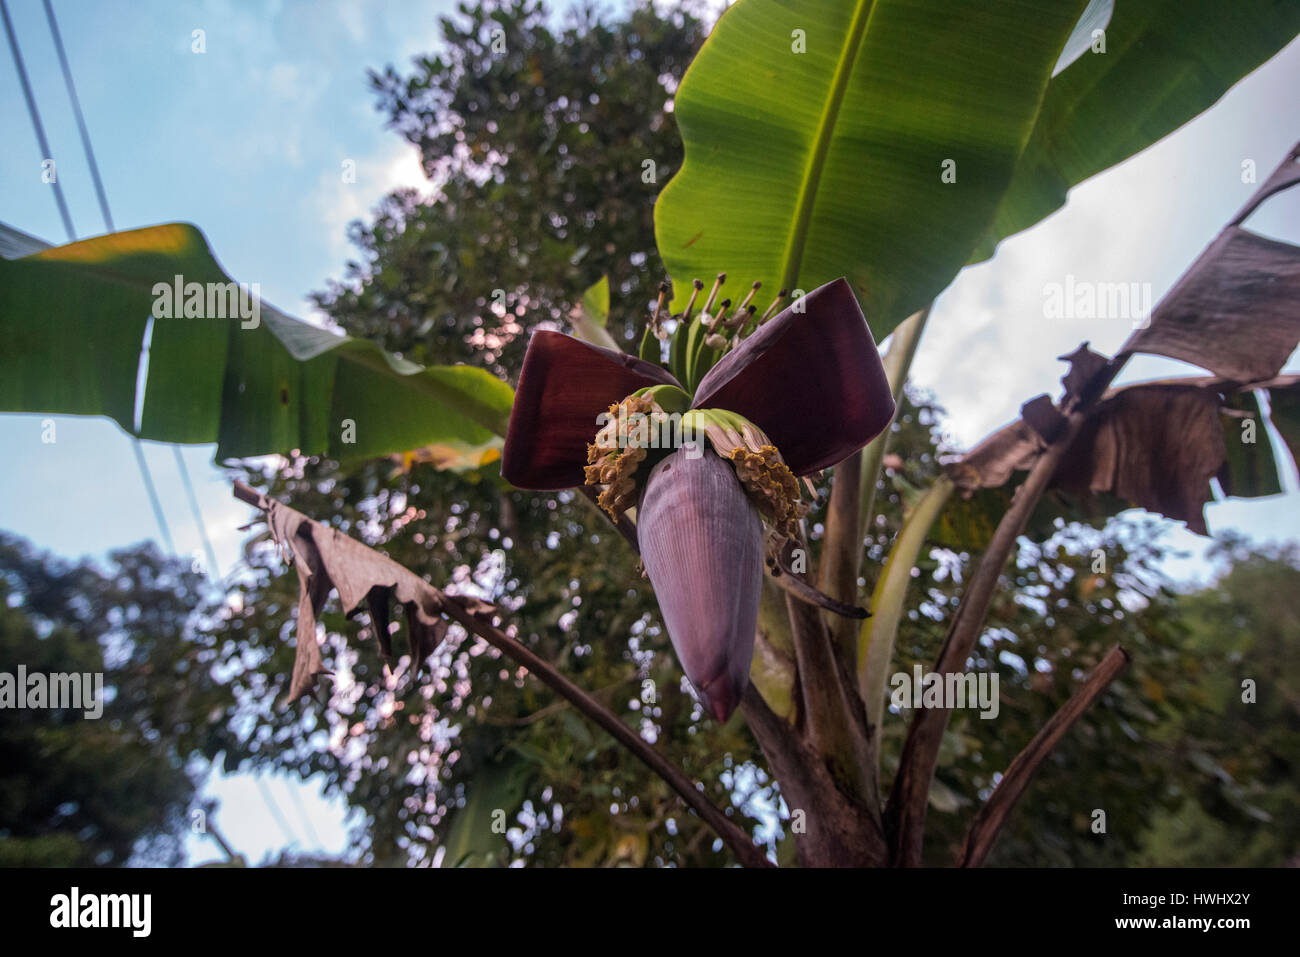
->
1217, 390, 1283, 500
1269, 383, 1300, 475
858, 476, 953, 759
656, 0, 1299, 338
0, 223, 513, 465
439, 755, 531, 868
569, 275, 619, 351
655, 0, 1089, 338
974, 0, 1300, 261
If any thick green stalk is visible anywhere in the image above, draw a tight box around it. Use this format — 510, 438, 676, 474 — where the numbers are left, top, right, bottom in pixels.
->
751, 578, 798, 721
821, 305, 932, 674
858, 305, 931, 544
858, 476, 953, 774
886, 410, 1090, 866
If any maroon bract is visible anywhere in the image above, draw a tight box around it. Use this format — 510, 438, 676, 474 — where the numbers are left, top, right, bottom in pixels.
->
693, 279, 894, 475
502, 332, 679, 489
502, 277, 895, 720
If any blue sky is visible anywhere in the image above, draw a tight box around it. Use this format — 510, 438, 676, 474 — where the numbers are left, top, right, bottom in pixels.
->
2, 1, 1298, 864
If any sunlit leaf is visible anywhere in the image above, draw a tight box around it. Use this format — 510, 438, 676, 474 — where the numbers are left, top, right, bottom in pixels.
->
656, 0, 1088, 338
0, 223, 513, 463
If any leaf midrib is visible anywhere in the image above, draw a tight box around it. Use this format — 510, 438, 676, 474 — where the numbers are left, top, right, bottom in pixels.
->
779, 0, 878, 294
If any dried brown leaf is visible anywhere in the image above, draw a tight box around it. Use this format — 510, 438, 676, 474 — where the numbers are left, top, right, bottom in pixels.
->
947, 368, 1300, 538
1119, 145, 1300, 383
264, 498, 495, 703
947, 419, 1043, 495
1053, 385, 1226, 535
1123, 226, 1300, 383
1021, 394, 1067, 443
1058, 343, 1110, 404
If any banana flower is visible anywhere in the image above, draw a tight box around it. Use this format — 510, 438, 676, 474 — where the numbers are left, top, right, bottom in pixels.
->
502, 277, 893, 720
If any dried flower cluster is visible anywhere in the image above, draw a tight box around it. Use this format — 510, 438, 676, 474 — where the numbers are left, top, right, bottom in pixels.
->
700, 416, 807, 539
584, 392, 658, 520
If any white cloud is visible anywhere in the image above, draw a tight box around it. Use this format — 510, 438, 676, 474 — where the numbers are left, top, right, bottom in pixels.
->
266, 62, 306, 101
912, 38, 1300, 451
306, 141, 428, 313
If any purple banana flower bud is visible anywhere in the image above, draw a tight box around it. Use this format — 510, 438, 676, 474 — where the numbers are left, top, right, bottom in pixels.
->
638, 446, 763, 721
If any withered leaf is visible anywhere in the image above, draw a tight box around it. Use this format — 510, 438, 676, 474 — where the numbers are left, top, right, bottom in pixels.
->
1123, 226, 1300, 383
366, 586, 393, 664
1021, 394, 1067, 443
947, 419, 1042, 495
1227, 141, 1300, 227
287, 555, 332, 705
265, 498, 495, 703
1053, 385, 1225, 536
1058, 343, 1110, 405
947, 376, 1300, 539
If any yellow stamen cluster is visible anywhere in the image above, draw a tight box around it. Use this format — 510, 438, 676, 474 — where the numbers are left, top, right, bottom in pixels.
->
584, 392, 656, 520
700, 417, 807, 539
729, 445, 807, 539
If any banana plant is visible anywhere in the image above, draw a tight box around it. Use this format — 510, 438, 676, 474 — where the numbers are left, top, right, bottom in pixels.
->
648, 0, 1300, 864
2, 0, 1297, 867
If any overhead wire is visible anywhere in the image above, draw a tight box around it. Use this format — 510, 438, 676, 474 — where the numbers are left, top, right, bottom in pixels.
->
44, 0, 224, 579
5, 0, 178, 554
9, 0, 230, 575
256, 776, 302, 850
1, 0, 74, 239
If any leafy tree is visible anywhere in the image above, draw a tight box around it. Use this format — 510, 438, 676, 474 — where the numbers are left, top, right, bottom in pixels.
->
315, 0, 708, 372
0, 535, 228, 866
1134, 539, 1300, 866
213, 0, 747, 868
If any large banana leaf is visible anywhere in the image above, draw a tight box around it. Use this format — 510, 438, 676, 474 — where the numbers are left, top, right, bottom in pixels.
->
0, 223, 513, 464
656, 0, 1299, 338
858, 476, 953, 754
975, 0, 1300, 260
655, 0, 1089, 338
440, 754, 531, 867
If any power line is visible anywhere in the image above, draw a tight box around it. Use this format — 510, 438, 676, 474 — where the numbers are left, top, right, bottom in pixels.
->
1, 0, 75, 240
29, 3, 302, 862
4, 0, 177, 551
42, 0, 112, 231
7, 0, 191, 564
285, 776, 324, 850
43, 0, 226, 580
256, 776, 301, 850
131, 440, 177, 553
174, 446, 221, 580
